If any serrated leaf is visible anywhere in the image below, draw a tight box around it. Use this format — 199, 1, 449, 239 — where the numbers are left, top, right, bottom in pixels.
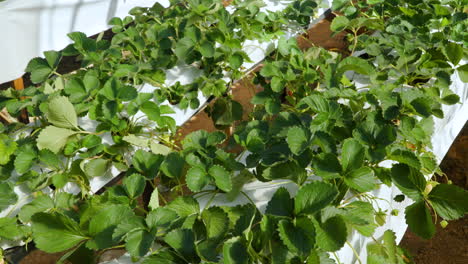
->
443, 42, 463, 65
341, 138, 365, 172
389, 149, 421, 169
330, 16, 349, 32
265, 187, 294, 217
86, 205, 133, 249
146, 207, 178, 230
123, 134, 149, 147
84, 158, 110, 178
0, 134, 17, 165
209, 165, 232, 192
428, 184, 468, 220
132, 150, 164, 178
125, 230, 154, 258
223, 237, 249, 264
39, 149, 61, 169
278, 218, 315, 257
19, 195, 54, 222
37, 126, 78, 154
405, 201, 435, 239
47, 96, 78, 129
161, 152, 185, 178
31, 212, 87, 253
270, 76, 285, 93
0, 217, 27, 241
167, 196, 200, 217
338, 56, 375, 75
150, 141, 172, 155
25, 57, 52, 84
196, 239, 221, 262
186, 167, 209, 192
457, 64, 468, 83
199, 40, 215, 57
229, 53, 244, 69
286, 126, 309, 155
202, 207, 229, 240
141, 250, 184, 264
123, 173, 146, 198
344, 167, 376, 192
314, 216, 347, 251
148, 188, 159, 211
391, 164, 426, 201
341, 201, 377, 236
164, 229, 196, 257
14, 148, 36, 174
262, 161, 306, 182
295, 181, 338, 215
0, 182, 18, 211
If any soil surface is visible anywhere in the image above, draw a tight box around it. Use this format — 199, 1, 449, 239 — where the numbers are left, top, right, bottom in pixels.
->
399, 122, 468, 264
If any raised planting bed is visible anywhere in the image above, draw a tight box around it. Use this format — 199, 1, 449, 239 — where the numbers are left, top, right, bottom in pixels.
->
1, 0, 468, 263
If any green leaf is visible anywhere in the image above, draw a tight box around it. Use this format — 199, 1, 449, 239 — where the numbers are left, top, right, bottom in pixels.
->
161, 152, 185, 178
229, 53, 244, 69
196, 239, 221, 262
223, 237, 249, 264
262, 161, 306, 182
428, 184, 468, 220
209, 165, 232, 192
286, 126, 309, 155
201, 207, 229, 240
391, 164, 426, 201
341, 201, 377, 236
123, 134, 149, 148
146, 207, 178, 230
46, 96, 78, 129
125, 230, 154, 258
314, 216, 347, 252
211, 98, 243, 126
142, 250, 184, 264
150, 142, 172, 155
19, 195, 54, 222
44, 50, 61, 68
199, 40, 215, 57
31, 212, 87, 253
84, 158, 110, 177
123, 173, 146, 198
186, 167, 209, 192
37, 126, 78, 154
0, 134, 17, 165
278, 218, 315, 257
270, 76, 285, 93
457, 64, 468, 83
132, 150, 164, 178
410, 97, 432, 117
295, 181, 338, 215
0, 182, 18, 211
443, 42, 463, 65
0, 217, 27, 241
164, 229, 196, 257
167, 196, 200, 217
330, 16, 349, 32
344, 167, 376, 192
175, 37, 195, 61
405, 201, 435, 239
341, 138, 365, 172
388, 149, 421, 169
148, 188, 159, 211
25, 57, 52, 84
338, 56, 375, 75
86, 205, 133, 249
14, 147, 37, 174
265, 187, 294, 217
313, 153, 342, 179
39, 149, 61, 169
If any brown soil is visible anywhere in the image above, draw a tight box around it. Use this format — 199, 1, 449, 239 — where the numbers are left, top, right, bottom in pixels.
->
399, 122, 468, 264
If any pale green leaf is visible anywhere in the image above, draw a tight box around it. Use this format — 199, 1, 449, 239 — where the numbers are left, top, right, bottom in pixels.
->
37, 126, 78, 154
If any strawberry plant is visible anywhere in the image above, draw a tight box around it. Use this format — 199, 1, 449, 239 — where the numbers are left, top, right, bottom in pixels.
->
1, 0, 468, 263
